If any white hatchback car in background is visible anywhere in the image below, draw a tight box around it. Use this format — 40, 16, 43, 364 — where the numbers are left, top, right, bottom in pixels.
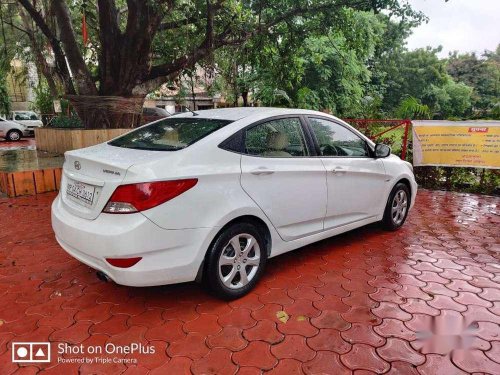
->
8, 111, 43, 135
52, 108, 417, 299
0, 116, 30, 141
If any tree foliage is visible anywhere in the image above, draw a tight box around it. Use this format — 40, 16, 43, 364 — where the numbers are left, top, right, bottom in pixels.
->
213, 9, 388, 117
0, 68, 10, 115
2, 0, 497, 125
15, 0, 423, 97
278, 10, 386, 117
379, 46, 448, 112
425, 80, 473, 119
373, 43, 496, 120
8, 0, 426, 127
32, 79, 55, 114
395, 96, 430, 120
447, 47, 500, 118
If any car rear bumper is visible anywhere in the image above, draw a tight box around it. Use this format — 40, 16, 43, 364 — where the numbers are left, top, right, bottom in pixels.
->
51, 194, 214, 286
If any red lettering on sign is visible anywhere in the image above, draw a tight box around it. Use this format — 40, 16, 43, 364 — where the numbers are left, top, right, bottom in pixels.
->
468, 127, 488, 133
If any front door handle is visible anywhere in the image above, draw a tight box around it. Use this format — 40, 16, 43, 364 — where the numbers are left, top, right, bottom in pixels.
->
250, 167, 275, 176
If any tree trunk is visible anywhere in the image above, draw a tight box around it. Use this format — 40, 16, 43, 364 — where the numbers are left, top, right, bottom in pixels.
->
52, 0, 97, 95
67, 95, 144, 129
19, 9, 59, 98
242, 91, 249, 107
232, 61, 240, 106
190, 74, 197, 110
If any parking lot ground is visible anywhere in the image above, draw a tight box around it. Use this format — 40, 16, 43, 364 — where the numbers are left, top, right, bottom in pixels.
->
0, 189, 499, 374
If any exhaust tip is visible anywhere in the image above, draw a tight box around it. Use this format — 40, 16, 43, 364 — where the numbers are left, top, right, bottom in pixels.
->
96, 271, 110, 282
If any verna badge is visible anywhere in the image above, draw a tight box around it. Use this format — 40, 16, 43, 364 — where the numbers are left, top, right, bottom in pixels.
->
74, 161, 81, 170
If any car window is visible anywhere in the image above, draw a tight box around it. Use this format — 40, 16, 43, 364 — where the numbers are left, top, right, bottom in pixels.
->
308, 117, 369, 157
109, 117, 232, 151
245, 118, 309, 157
14, 112, 32, 121
155, 108, 168, 115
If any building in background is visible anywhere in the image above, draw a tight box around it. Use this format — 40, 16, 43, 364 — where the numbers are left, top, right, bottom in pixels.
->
6, 59, 38, 111
144, 67, 223, 113
144, 86, 219, 114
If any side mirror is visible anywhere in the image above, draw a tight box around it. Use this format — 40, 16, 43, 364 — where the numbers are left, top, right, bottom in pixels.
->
375, 143, 391, 158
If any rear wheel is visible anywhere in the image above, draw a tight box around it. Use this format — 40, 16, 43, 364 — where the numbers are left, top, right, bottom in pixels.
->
6, 130, 22, 141
205, 222, 267, 299
382, 182, 410, 231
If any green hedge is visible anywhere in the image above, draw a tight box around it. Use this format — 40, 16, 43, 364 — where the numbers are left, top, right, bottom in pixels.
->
47, 116, 83, 128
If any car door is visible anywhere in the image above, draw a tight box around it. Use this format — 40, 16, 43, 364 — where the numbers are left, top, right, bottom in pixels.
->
306, 117, 387, 230
240, 116, 327, 241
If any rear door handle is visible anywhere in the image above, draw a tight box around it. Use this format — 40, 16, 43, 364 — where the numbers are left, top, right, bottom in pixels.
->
331, 166, 347, 175
250, 167, 275, 176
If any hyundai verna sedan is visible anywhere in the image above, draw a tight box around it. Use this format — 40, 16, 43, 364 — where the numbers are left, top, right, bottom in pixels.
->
52, 108, 417, 299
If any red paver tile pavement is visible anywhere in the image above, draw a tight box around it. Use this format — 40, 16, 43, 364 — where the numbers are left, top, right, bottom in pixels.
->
0, 189, 499, 373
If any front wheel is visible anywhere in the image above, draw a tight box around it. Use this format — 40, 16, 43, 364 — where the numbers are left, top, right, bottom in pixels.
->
382, 182, 410, 231
6, 130, 22, 141
204, 222, 267, 299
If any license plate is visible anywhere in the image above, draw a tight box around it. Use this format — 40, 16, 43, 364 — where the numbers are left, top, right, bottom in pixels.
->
66, 180, 96, 206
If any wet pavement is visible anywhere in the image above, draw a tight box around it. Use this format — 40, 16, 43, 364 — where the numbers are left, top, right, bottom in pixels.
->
0, 189, 499, 374
0, 139, 37, 151
0, 139, 63, 172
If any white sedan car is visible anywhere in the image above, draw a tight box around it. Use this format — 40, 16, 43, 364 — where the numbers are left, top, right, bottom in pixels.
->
52, 108, 416, 299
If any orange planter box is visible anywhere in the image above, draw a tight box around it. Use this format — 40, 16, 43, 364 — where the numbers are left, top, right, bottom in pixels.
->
0, 167, 62, 197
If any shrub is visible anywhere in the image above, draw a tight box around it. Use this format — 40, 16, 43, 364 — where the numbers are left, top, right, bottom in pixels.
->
32, 81, 54, 114
48, 116, 83, 128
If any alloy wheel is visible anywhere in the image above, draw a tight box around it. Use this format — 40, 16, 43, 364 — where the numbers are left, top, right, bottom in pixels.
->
391, 189, 408, 226
218, 233, 261, 289
8, 131, 21, 141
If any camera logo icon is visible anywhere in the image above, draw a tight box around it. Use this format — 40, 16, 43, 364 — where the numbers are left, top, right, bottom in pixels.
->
12, 342, 51, 363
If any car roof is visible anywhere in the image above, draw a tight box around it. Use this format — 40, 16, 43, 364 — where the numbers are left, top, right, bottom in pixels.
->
171, 107, 332, 122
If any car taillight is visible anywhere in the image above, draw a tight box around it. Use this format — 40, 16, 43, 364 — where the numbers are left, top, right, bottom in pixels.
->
103, 179, 198, 214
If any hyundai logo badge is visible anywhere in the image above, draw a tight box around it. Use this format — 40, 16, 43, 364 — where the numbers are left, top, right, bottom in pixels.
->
74, 161, 81, 170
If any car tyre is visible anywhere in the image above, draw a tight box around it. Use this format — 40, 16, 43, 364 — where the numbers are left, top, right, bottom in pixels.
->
205, 222, 267, 300
6, 130, 22, 141
382, 182, 410, 231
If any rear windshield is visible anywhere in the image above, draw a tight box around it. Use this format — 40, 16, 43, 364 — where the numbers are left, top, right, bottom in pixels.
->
109, 117, 232, 151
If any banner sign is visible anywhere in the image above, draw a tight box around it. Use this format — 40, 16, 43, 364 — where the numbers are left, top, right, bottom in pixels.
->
412, 121, 500, 169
